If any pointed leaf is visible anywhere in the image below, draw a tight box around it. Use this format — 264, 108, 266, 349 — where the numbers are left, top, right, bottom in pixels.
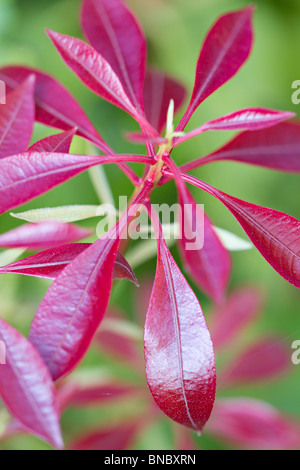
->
206, 398, 300, 450
29, 128, 77, 153
0, 318, 63, 449
0, 243, 137, 286
47, 31, 157, 136
0, 66, 109, 152
143, 69, 186, 133
0, 151, 153, 214
174, 108, 295, 146
0, 222, 92, 250
0, 76, 35, 159
81, 0, 146, 109
194, 121, 300, 172
177, 7, 254, 131
144, 209, 216, 432
178, 194, 231, 304
29, 236, 119, 380
213, 226, 253, 251
221, 337, 291, 387
179, 174, 300, 289
210, 287, 263, 350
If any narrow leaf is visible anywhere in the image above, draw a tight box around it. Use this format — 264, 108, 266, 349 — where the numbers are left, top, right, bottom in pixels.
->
0, 151, 153, 214
69, 424, 138, 450
0, 243, 138, 285
144, 208, 216, 432
81, 0, 146, 109
174, 108, 295, 146
177, 7, 254, 131
0, 66, 109, 152
0, 318, 63, 449
188, 121, 300, 172
29, 128, 77, 153
47, 31, 157, 136
143, 69, 186, 133
0, 76, 35, 159
0, 222, 92, 250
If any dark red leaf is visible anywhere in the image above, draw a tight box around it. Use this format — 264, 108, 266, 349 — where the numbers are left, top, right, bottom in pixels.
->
0, 76, 35, 159
177, 7, 254, 131
69, 423, 138, 450
81, 0, 146, 110
0, 243, 138, 286
29, 128, 77, 153
165, 155, 231, 304
144, 208, 216, 432
174, 108, 295, 146
0, 318, 63, 449
209, 287, 263, 350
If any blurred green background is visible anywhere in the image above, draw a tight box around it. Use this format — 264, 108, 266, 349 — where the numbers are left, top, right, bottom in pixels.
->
0, 0, 299, 450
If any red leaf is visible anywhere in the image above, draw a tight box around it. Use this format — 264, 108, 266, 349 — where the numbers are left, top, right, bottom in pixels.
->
180, 174, 300, 289
28, 185, 150, 381
69, 384, 136, 407
177, 7, 254, 131
0, 318, 63, 449
29, 128, 77, 153
143, 69, 186, 133
165, 156, 231, 304
0, 151, 153, 214
174, 108, 295, 146
209, 287, 263, 350
206, 398, 300, 450
144, 208, 216, 432
47, 31, 157, 136
220, 337, 291, 387
185, 121, 300, 173
69, 423, 138, 450
0, 76, 35, 159
0, 243, 138, 286
0, 223, 92, 250
0, 66, 109, 152
81, 0, 146, 110
29, 236, 119, 380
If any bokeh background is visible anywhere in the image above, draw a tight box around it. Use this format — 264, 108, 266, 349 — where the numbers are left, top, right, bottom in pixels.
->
0, 0, 299, 449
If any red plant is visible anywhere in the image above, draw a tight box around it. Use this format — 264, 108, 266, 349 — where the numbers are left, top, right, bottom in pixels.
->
53, 284, 299, 450
0, 0, 299, 449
